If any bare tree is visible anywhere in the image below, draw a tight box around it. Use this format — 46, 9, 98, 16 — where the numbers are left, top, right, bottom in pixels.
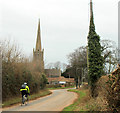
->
61, 63, 67, 72
101, 39, 118, 74
45, 61, 62, 70
54, 61, 61, 69
0, 39, 23, 63
45, 63, 54, 69
67, 46, 87, 88
68, 46, 87, 68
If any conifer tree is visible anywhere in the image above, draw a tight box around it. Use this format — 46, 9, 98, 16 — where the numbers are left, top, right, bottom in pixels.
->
87, 0, 104, 97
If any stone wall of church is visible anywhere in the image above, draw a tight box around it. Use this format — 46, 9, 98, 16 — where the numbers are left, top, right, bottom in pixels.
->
33, 50, 44, 73
45, 69, 61, 78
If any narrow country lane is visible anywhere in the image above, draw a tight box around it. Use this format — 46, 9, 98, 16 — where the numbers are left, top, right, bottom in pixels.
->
2, 89, 78, 112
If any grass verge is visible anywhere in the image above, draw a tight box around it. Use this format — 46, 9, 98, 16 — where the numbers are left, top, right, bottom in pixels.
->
62, 88, 108, 112
2, 89, 52, 108
62, 89, 87, 112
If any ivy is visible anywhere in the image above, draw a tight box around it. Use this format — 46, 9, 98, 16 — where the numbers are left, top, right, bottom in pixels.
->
88, 12, 104, 98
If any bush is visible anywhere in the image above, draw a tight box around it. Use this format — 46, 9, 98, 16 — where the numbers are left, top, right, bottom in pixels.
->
2, 62, 48, 101
106, 74, 120, 112
40, 74, 48, 89
96, 74, 120, 112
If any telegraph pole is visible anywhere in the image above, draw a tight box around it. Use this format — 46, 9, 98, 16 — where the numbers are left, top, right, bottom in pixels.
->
87, 0, 93, 72
118, 2, 120, 67
90, 0, 93, 19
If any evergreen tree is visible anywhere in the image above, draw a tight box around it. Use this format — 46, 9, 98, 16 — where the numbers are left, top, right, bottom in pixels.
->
87, 1, 104, 97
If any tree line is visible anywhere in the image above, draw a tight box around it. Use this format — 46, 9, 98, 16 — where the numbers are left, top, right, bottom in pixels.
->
63, 39, 118, 86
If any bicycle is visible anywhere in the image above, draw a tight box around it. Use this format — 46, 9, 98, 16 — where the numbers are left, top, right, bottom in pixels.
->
21, 94, 28, 106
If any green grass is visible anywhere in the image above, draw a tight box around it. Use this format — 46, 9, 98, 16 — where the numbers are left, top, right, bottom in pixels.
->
62, 89, 86, 112
47, 86, 75, 90
29, 89, 51, 100
3, 89, 52, 107
62, 88, 106, 112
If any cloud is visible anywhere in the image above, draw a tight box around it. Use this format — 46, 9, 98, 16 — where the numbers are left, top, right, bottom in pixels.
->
0, 0, 118, 64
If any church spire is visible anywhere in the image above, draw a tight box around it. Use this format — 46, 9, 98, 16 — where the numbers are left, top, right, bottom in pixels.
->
36, 19, 42, 51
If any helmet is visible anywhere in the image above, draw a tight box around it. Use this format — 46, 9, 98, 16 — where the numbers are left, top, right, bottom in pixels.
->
24, 82, 27, 85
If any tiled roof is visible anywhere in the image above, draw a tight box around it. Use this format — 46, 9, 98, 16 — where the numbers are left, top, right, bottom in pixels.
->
47, 76, 74, 83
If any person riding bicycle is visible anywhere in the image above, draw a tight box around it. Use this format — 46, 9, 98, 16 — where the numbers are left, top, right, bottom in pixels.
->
20, 82, 30, 103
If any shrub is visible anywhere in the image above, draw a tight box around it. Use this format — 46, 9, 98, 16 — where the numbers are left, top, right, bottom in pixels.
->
106, 74, 120, 112
2, 62, 48, 101
96, 74, 120, 112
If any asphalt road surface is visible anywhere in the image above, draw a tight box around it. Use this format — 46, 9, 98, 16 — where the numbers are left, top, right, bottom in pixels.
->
2, 89, 78, 112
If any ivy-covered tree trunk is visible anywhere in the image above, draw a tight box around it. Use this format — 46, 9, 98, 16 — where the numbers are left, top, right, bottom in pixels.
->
87, 2, 104, 98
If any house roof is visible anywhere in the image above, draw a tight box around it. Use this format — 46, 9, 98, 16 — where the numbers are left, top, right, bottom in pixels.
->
47, 76, 74, 83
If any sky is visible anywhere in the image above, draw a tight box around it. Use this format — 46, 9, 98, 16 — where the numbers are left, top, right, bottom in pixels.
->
0, 0, 118, 65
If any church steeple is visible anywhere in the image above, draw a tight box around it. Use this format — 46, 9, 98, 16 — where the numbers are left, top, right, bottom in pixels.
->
36, 19, 42, 51
33, 19, 44, 72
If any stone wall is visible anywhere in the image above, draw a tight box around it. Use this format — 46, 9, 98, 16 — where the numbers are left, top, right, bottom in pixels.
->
45, 69, 61, 78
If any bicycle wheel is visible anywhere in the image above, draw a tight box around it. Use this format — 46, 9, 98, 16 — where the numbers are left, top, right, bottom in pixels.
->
25, 96, 29, 105
22, 95, 25, 105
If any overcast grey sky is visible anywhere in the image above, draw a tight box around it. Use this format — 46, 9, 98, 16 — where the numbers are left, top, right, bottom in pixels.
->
0, 0, 118, 65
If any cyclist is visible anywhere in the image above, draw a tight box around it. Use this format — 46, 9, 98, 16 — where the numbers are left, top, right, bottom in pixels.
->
20, 82, 30, 104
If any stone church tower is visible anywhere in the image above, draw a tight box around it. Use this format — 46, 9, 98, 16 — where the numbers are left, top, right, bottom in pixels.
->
33, 19, 44, 72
